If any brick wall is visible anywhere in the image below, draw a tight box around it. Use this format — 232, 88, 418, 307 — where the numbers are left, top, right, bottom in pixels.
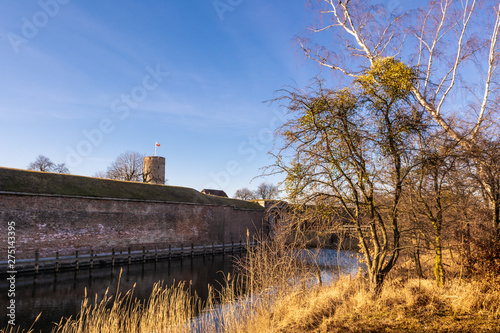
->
0, 192, 265, 259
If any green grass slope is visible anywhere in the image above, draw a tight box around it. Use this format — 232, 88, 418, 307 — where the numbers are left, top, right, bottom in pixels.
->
0, 167, 263, 210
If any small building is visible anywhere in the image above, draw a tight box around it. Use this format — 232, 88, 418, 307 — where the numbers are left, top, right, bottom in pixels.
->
201, 189, 228, 197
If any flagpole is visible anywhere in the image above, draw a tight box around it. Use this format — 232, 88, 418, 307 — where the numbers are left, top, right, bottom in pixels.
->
154, 142, 157, 156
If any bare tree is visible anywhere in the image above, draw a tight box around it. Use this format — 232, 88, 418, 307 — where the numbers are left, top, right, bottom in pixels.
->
234, 187, 256, 200
93, 171, 108, 179
466, 136, 500, 232
28, 155, 54, 172
53, 163, 69, 174
105, 151, 145, 182
407, 133, 463, 285
254, 182, 279, 200
270, 68, 419, 293
27, 155, 70, 174
299, 0, 500, 235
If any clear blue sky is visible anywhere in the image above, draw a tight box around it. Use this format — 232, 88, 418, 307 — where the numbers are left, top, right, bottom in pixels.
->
0, 0, 324, 197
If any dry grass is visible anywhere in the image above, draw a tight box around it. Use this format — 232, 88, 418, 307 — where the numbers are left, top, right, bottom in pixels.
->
3, 274, 499, 333
2, 239, 500, 333
245, 274, 500, 333
52, 281, 201, 333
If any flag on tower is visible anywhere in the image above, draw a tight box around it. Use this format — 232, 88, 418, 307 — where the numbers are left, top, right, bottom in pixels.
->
154, 141, 160, 156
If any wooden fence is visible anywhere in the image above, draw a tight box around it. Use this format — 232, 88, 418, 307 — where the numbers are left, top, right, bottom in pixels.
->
0, 241, 251, 275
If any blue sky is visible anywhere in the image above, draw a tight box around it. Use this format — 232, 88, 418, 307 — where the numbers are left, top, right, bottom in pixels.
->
0, 0, 325, 196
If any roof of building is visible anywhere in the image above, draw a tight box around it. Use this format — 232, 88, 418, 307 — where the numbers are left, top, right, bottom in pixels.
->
201, 189, 228, 197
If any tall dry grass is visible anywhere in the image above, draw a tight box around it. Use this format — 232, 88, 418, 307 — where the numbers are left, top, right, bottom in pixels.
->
2, 231, 500, 333
0, 278, 205, 333
3, 273, 499, 333
244, 273, 500, 332
0, 232, 323, 333
53, 280, 201, 333
233, 226, 500, 332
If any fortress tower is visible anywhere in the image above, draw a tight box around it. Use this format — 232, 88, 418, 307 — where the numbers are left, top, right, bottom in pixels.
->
143, 156, 165, 184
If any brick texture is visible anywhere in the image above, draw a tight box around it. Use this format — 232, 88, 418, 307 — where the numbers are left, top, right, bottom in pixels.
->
0, 193, 265, 259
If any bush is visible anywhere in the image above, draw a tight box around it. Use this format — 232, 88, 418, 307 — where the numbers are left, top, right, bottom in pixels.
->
459, 223, 500, 277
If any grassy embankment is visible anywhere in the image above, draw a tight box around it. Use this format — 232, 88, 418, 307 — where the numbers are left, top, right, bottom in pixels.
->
0, 167, 262, 210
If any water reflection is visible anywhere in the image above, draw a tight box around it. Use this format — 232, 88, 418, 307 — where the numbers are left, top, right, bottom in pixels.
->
296, 249, 361, 273
0, 254, 236, 332
0, 249, 360, 332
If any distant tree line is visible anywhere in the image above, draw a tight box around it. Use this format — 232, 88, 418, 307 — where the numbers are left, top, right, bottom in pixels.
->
234, 182, 279, 200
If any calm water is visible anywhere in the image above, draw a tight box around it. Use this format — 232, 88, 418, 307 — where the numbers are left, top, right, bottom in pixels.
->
0, 254, 237, 332
0, 249, 360, 333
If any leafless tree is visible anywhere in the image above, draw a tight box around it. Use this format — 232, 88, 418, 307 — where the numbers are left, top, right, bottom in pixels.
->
270, 68, 419, 293
93, 171, 108, 179
234, 187, 256, 200
466, 136, 500, 231
105, 151, 145, 182
28, 155, 54, 172
254, 182, 279, 200
53, 163, 69, 174
407, 133, 464, 285
27, 155, 69, 174
299, 0, 500, 235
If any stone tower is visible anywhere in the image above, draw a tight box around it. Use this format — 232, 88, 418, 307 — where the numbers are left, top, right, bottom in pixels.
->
143, 156, 165, 184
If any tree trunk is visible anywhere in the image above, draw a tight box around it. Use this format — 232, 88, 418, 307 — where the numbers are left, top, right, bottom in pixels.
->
492, 196, 500, 239
434, 234, 445, 286
476, 161, 500, 239
369, 270, 387, 296
413, 248, 424, 279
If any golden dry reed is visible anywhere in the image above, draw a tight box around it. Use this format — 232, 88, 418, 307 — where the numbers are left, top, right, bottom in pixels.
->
2, 242, 500, 333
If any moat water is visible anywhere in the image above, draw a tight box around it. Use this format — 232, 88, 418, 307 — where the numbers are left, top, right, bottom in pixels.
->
0, 253, 237, 332
0, 249, 359, 332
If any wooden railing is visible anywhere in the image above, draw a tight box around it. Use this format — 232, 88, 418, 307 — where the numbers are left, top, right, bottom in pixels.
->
0, 241, 252, 275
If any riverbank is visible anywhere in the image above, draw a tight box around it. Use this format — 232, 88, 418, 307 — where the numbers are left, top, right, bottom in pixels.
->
241, 275, 500, 332
2, 242, 499, 332
236, 246, 500, 332
2, 273, 498, 332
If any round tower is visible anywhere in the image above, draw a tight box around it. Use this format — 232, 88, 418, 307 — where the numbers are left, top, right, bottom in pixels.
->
143, 156, 165, 184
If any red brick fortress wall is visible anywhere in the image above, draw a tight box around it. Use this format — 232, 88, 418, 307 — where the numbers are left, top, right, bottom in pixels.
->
0, 192, 265, 259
